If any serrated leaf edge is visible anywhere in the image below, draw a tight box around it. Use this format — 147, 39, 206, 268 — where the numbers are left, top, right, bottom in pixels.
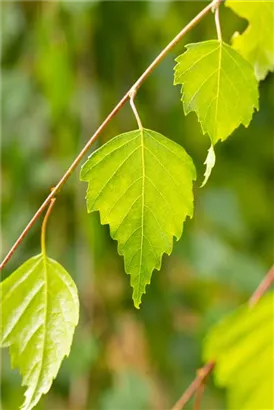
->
80, 128, 196, 308
174, 40, 259, 145
0, 254, 79, 410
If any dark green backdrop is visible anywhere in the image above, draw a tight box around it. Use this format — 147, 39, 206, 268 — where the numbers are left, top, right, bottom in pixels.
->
1, 1, 273, 409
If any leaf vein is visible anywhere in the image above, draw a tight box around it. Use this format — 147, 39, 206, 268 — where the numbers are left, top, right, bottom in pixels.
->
87, 145, 141, 211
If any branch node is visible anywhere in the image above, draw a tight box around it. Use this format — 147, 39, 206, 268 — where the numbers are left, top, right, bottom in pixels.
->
171, 361, 215, 410
211, 0, 223, 12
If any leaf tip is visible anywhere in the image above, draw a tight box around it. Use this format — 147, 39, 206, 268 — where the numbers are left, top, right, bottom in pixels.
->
134, 300, 141, 309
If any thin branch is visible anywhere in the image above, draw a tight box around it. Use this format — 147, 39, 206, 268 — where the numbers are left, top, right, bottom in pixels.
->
170, 362, 215, 410
193, 381, 205, 410
41, 198, 56, 256
131, 0, 219, 93
249, 265, 274, 307
0, 93, 127, 271
0, 0, 218, 271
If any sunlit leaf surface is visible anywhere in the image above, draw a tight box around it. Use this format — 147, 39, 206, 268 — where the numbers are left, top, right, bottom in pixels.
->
174, 40, 259, 182
0, 255, 79, 410
204, 292, 274, 410
80, 128, 196, 308
226, 0, 274, 80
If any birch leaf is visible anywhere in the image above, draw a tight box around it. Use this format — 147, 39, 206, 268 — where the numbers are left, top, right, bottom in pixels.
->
174, 40, 259, 182
0, 255, 79, 410
226, 0, 274, 80
201, 145, 216, 187
80, 128, 196, 308
204, 292, 274, 410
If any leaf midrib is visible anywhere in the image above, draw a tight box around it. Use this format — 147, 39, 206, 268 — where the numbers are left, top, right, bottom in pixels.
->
214, 41, 222, 140
137, 127, 145, 305
26, 253, 48, 407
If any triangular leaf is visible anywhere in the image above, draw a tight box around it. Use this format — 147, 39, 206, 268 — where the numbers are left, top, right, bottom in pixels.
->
226, 0, 274, 80
203, 292, 274, 410
174, 40, 259, 144
80, 128, 196, 308
0, 255, 79, 410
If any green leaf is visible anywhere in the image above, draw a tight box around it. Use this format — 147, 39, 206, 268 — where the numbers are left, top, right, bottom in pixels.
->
203, 292, 274, 410
0, 255, 79, 410
80, 128, 196, 308
174, 40, 259, 181
201, 145, 215, 187
174, 40, 259, 144
226, 1, 274, 81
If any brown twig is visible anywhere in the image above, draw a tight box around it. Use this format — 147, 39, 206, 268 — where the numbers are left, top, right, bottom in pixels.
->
193, 381, 205, 410
0, 0, 219, 271
170, 362, 215, 410
249, 265, 274, 307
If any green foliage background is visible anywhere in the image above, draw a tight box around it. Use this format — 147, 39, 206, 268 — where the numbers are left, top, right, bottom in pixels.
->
1, 1, 273, 409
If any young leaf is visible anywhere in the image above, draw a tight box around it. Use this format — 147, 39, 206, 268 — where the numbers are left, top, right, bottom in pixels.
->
174, 40, 259, 181
201, 145, 216, 187
0, 255, 79, 410
203, 292, 274, 410
80, 128, 196, 308
226, 1, 274, 80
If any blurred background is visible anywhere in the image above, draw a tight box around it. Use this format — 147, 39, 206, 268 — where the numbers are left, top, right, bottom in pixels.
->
1, 1, 273, 409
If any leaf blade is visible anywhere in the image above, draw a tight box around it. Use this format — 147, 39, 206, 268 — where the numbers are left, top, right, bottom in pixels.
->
203, 292, 274, 410
174, 40, 259, 144
226, 0, 274, 80
0, 255, 79, 410
174, 39, 259, 183
80, 128, 196, 308
201, 145, 216, 187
